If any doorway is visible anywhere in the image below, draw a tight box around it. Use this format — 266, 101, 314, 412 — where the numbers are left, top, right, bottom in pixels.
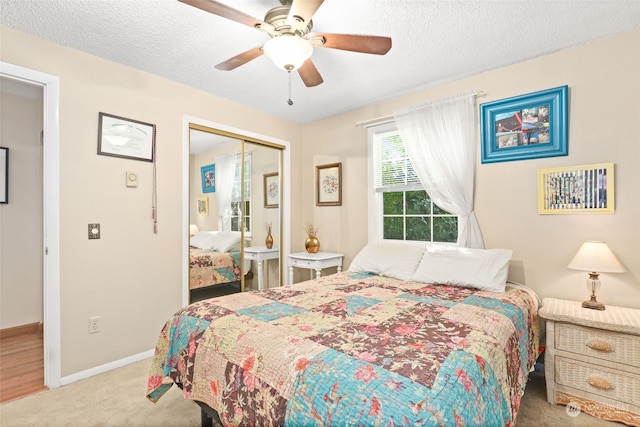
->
0, 62, 61, 390
0, 76, 45, 402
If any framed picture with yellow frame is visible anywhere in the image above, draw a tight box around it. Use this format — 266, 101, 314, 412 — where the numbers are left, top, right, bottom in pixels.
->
196, 197, 209, 216
537, 162, 614, 214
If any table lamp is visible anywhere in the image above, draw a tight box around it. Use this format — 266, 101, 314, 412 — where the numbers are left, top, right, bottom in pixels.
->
189, 224, 200, 236
567, 241, 625, 310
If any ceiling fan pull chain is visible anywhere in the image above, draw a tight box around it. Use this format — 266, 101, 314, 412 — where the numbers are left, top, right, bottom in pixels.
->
287, 71, 294, 106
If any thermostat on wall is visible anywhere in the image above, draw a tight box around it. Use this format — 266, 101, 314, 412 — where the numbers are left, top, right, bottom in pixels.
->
126, 171, 138, 187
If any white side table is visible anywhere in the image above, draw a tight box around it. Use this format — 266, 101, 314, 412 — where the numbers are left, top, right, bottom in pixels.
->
538, 297, 640, 425
243, 246, 279, 291
288, 252, 343, 284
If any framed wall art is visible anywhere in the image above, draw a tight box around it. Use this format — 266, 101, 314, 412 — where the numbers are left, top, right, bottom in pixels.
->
97, 112, 156, 162
538, 162, 614, 214
264, 172, 279, 208
196, 197, 209, 216
480, 85, 568, 163
0, 147, 7, 204
200, 163, 216, 193
316, 162, 342, 206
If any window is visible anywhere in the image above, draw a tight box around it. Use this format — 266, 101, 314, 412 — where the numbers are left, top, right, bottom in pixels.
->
230, 154, 251, 233
369, 122, 457, 242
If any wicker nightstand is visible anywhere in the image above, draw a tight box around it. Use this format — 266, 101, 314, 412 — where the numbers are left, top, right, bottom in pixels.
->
538, 298, 640, 426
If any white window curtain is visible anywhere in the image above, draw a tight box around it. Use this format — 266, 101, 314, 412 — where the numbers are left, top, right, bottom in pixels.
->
215, 152, 240, 231
394, 93, 484, 248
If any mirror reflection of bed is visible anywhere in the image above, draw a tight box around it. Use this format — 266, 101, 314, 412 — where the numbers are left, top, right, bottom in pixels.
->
188, 127, 282, 303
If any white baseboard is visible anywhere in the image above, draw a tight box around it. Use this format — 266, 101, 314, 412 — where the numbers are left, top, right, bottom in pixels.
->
60, 349, 154, 386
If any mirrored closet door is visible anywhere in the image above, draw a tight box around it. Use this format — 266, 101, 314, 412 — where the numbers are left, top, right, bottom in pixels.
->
188, 125, 283, 302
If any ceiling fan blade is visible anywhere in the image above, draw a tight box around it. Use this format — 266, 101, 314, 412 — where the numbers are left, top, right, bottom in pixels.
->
310, 33, 392, 55
297, 59, 323, 87
179, 0, 263, 29
215, 46, 264, 71
288, 0, 324, 31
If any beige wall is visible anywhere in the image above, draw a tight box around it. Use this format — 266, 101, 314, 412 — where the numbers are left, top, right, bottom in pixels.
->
0, 87, 44, 329
1, 24, 638, 380
300, 29, 640, 309
0, 26, 301, 377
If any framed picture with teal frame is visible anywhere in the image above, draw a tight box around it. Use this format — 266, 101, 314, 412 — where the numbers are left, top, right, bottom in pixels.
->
201, 163, 215, 193
480, 85, 568, 163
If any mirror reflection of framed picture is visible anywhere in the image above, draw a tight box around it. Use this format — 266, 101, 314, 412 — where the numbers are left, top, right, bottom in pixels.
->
316, 162, 342, 206
196, 197, 209, 216
264, 172, 279, 208
201, 164, 216, 193
0, 147, 8, 204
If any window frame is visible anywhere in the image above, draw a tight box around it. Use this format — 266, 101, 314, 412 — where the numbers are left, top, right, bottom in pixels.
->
367, 121, 457, 243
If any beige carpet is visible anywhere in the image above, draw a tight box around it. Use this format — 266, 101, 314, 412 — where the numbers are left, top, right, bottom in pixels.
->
0, 359, 617, 426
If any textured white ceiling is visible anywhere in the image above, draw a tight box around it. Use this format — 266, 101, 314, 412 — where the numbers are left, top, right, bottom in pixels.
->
2, 0, 639, 124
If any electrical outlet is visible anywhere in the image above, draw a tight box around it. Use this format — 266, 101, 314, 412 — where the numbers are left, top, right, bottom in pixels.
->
88, 316, 100, 334
88, 224, 100, 240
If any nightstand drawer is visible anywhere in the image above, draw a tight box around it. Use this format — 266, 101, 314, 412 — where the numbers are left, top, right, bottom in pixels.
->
555, 323, 640, 367
555, 356, 640, 405
291, 259, 317, 269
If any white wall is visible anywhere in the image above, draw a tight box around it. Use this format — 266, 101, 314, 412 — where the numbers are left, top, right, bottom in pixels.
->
0, 85, 43, 329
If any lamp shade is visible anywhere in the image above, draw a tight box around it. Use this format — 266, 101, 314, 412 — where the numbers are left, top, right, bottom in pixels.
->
567, 241, 625, 273
263, 35, 313, 71
189, 224, 200, 236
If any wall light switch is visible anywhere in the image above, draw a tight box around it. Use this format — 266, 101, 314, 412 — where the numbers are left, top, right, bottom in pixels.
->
126, 171, 138, 187
88, 224, 100, 239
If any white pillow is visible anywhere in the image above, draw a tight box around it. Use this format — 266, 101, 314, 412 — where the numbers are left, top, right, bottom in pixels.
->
210, 231, 242, 252
412, 247, 513, 292
190, 231, 219, 249
348, 241, 427, 281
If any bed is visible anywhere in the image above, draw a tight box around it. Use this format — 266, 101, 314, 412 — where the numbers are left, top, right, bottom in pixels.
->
189, 231, 248, 295
148, 242, 540, 426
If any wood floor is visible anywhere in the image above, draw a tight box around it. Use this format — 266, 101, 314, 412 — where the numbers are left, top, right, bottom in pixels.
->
0, 324, 47, 403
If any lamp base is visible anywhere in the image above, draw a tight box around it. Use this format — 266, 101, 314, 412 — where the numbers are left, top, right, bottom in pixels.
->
582, 298, 605, 310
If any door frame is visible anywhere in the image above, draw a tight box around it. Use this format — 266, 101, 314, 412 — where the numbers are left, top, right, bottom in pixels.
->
182, 115, 292, 305
0, 61, 61, 388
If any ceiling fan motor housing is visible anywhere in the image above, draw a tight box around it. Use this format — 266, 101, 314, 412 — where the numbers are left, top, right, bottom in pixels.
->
264, 5, 312, 37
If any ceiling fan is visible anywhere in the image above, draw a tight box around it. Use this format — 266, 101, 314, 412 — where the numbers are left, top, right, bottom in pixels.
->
179, 0, 392, 87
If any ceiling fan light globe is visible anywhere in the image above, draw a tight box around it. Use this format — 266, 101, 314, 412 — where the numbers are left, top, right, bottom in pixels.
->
263, 35, 312, 71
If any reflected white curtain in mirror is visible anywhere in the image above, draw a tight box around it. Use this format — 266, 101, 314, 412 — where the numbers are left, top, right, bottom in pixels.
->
215, 153, 239, 231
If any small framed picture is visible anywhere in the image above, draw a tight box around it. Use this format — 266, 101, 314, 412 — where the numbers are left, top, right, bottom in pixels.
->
196, 197, 209, 216
0, 147, 8, 204
316, 162, 342, 206
201, 163, 215, 193
480, 86, 568, 163
538, 162, 614, 214
97, 112, 156, 162
264, 172, 279, 208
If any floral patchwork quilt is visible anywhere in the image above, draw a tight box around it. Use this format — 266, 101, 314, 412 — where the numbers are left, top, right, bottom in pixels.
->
189, 248, 242, 290
147, 272, 539, 426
